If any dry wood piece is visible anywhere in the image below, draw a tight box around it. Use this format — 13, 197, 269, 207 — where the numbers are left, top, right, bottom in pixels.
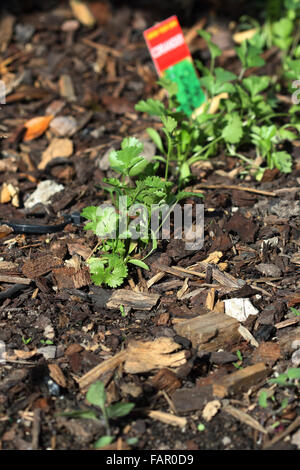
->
172, 385, 212, 413
124, 337, 187, 374
151, 368, 181, 394
156, 264, 206, 279
106, 289, 160, 310
174, 311, 240, 353
213, 362, 270, 398
77, 350, 127, 391
205, 288, 216, 310
52, 266, 91, 289
48, 364, 67, 389
0, 275, 31, 285
223, 404, 267, 434
147, 410, 187, 428
276, 327, 300, 354
22, 254, 62, 279
251, 342, 282, 364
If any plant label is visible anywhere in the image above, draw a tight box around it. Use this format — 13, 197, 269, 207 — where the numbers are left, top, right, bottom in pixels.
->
143, 15, 205, 116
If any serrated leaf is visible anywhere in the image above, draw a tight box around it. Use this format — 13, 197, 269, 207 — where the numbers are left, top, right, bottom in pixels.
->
81, 206, 98, 222
135, 99, 165, 116
121, 136, 144, 151
242, 76, 270, 97
271, 151, 292, 173
222, 114, 243, 144
161, 115, 177, 134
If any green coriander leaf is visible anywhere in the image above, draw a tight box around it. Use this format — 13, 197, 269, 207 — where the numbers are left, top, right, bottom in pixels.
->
135, 99, 165, 117
271, 151, 292, 173
242, 76, 270, 97
222, 114, 243, 144
161, 115, 177, 134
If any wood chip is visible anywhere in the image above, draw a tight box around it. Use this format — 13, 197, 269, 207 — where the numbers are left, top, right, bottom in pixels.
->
77, 350, 127, 391
59, 75, 76, 101
213, 362, 270, 398
124, 337, 187, 374
252, 342, 282, 364
22, 254, 62, 279
238, 325, 259, 347
151, 368, 181, 394
0, 13, 15, 53
202, 400, 221, 421
0, 275, 31, 285
147, 410, 187, 428
38, 138, 73, 170
174, 311, 240, 353
48, 364, 67, 388
106, 289, 160, 310
223, 404, 267, 434
52, 266, 91, 289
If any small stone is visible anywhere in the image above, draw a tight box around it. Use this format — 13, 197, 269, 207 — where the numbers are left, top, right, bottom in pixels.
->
291, 340, 300, 350
15, 23, 35, 43
24, 180, 64, 209
291, 349, 300, 367
37, 346, 56, 360
256, 263, 282, 277
222, 436, 231, 446
50, 116, 77, 137
224, 298, 259, 322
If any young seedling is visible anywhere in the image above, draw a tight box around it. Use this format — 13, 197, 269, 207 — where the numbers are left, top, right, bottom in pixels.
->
60, 380, 135, 449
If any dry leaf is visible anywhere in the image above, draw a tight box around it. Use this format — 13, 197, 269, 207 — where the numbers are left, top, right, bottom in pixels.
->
192, 93, 229, 118
23, 115, 54, 142
233, 28, 257, 44
69, 0, 96, 27
13, 349, 38, 359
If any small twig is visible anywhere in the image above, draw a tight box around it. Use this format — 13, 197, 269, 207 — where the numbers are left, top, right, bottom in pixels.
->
193, 184, 277, 197
81, 37, 122, 57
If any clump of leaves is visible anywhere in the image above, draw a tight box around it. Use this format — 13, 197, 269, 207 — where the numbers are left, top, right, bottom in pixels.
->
81, 137, 201, 287
60, 380, 135, 449
136, 25, 297, 181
